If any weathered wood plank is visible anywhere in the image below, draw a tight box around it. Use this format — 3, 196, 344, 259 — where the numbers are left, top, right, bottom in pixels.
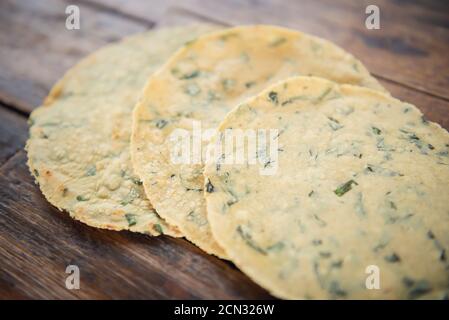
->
0, 0, 448, 300
0, 151, 272, 299
379, 79, 449, 130
0, 106, 28, 167
0, 0, 150, 113
97, 0, 449, 99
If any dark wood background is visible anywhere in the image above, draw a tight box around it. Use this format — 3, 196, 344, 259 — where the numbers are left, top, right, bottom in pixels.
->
0, 0, 448, 299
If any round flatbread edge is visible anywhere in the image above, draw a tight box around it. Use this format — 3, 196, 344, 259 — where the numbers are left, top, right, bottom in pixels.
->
204, 76, 449, 299
26, 25, 217, 236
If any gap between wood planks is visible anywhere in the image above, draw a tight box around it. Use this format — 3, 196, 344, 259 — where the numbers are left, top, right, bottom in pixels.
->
375, 75, 449, 103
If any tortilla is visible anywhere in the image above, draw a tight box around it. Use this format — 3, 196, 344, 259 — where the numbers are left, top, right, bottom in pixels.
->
204, 76, 449, 299
26, 25, 216, 235
131, 25, 385, 256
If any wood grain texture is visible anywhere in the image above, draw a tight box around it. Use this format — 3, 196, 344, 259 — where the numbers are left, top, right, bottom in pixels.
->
0, 106, 28, 167
0, 0, 149, 113
0, 151, 272, 299
379, 79, 449, 130
0, 0, 448, 300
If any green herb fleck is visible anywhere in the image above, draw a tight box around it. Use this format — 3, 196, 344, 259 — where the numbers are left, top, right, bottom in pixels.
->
331, 260, 343, 268
184, 38, 197, 46
334, 180, 358, 197
329, 281, 347, 297
153, 224, 163, 234
269, 37, 287, 47
355, 192, 366, 216
76, 195, 89, 201
207, 90, 220, 102
268, 91, 279, 105
219, 32, 238, 41
206, 179, 215, 193
125, 214, 137, 227
319, 251, 332, 258
121, 188, 139, 206
421, 115, 429, 125
372, 126, 382, 135
385, 253, 401, 263
236, 226, 267, 255
240, 52, 250, 62
281, 95, 308, 106
389, 201, 397, 210
222, 78, 235, 91
402, 277, 415, 288
312, 214, 327, 227
328, 116, 343, 131
400, 129, 419, 140
86, 165, 96, 176
132, 178, 143, 185
155, 119, 168, 129
364, 164, 403, 177
267, 242, 285, 252
245, 81, 256, 88
440, 249, 446, 262
314, 87, 332, 103
180, 70, 200, 80
408, 280, 432, 299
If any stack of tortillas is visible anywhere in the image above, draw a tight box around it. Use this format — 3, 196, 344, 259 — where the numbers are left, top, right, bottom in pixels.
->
26, 24, 449, 299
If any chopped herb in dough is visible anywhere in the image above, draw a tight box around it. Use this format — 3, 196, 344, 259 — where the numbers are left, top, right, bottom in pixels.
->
236, 225, 267, 255
76, 195, 89, 201
125, 214, 137, 227
180, 70, 200, 80
334, 180, 358, 197
206, 179, 215, 193
268, 91, 279, 105
153, 224, 163, 234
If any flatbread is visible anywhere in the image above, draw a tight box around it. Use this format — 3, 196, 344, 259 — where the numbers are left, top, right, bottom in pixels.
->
204, 76, 449, 299
26, 25, 216, 235
131, 25, 385, 256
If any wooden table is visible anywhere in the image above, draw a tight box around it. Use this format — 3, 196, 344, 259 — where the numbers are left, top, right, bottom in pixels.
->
1, 0, 448, 299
